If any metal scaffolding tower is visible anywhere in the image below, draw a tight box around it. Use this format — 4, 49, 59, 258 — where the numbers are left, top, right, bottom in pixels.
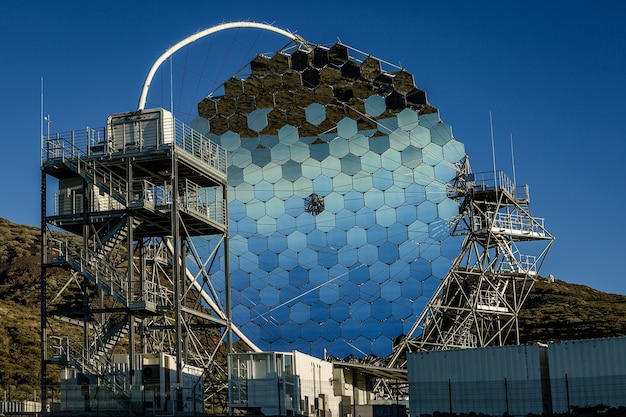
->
40, 108, 244, 413
389, 157, 554, 364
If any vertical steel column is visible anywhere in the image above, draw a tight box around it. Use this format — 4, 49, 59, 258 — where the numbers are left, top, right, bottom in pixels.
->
513, 278, 520, 345
181, 241, 188, 363
139, 238, 146, 361
127, 157, 135, 384
224, 185, 232, 353
40, 167, 47, 409
171, 152, 183, 413
352, 368, 357, 417
82, 178, 90, 366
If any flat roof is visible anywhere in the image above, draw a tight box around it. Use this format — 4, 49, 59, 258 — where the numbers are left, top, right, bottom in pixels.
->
332, 361, 407, 381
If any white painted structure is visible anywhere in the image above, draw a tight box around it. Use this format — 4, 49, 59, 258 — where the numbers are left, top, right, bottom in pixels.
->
137, 21, 309, 111
229, 351, 408, 417
229, 351, 339, 416
0, 401, 42, 415
107, 107, 174, 151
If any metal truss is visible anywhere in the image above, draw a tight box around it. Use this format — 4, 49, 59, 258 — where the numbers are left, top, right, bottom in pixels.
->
387, 157, 554, 366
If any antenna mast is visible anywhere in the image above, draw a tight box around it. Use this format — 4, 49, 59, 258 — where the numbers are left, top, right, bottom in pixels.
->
490, 111, 497, 184
510, 132, 517, 186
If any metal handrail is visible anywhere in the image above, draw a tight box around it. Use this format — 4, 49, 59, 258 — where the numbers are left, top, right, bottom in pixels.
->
49, 335, 131, 394
152, 180, 226, 225
487, 211, 545, 236
48, 237, 128, 300
473, 211, 545, 236
501, 254, 538, 274
175, 119, 227, 173
47, 237, 173, 307
42, 116, 227, 175
469, 171, 529, 201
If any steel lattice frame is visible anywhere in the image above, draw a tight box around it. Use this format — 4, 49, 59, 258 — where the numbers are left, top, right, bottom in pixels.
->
39, 119, 251, 414
387, 158, 554, 367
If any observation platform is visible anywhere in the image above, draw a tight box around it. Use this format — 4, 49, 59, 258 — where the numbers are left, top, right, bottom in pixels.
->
472, 211, 548, 241
42, 108, 228, 237
467, 171, 529, 206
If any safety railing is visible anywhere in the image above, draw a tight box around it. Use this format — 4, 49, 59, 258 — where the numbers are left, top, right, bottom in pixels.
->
500, 254, 538, 275
477, 289, 502, 308
43, 127, 106, 161
48, 236, 172, 311
42, 117, 227, 175
52, 179, 226, 231
177, 178, 227, 225
49, 335, 132, 395
476, 281, 509, 312
90, 313, 128, 353
488, 211, 545, 236
47, 236, 129, 302
468, 171, 529, 202
53, 179, 162, 216
450, 318, 477, 348
54, 187, 125, 216
473, 212, 545, 237
78, 158, 128, 203
48, 236, 174, 308
130, 178, 158, 209
175, 119, 227, 173
145, 180, 227, 226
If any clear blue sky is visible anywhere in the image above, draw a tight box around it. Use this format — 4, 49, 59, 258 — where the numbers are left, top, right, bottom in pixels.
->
1, 0, 625, 295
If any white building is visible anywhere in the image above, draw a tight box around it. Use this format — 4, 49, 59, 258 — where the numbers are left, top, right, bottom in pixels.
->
229, 351, 407, 417
229, 351, 338, 416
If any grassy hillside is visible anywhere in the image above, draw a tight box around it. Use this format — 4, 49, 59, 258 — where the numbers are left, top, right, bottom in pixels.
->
520, 277, 626, 343
0, 301, 42, 400
0, 219, 43, 400
1, 217, 626, 401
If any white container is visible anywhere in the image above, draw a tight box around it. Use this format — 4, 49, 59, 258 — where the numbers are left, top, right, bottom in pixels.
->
107, 107, 174, 152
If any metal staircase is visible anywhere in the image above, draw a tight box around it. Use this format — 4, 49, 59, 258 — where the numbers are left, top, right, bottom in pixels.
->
90, 314, 130, 360
93, 218, 142, 263
60, 157, 128, 207
48, 236, 128, 304
451, 315, 476, 348
49, 332, 133, 409
41, 110, 236, 413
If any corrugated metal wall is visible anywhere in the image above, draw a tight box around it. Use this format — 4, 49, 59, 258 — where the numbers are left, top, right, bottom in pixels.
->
408, 337, 626, 416
548, 336, 626, 412
408, 344, 547, 416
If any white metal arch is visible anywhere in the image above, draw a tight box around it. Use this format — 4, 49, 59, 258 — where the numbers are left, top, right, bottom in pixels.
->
137, 21, 308, 111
